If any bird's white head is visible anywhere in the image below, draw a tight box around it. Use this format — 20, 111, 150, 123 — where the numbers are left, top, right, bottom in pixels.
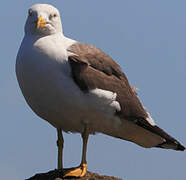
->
25, 4, 63, 36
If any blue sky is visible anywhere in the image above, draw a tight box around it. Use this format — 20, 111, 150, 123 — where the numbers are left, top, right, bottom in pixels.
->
0, 0, 185, 180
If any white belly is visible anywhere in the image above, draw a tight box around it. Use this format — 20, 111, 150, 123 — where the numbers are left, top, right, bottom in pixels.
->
16, 36, 121, 134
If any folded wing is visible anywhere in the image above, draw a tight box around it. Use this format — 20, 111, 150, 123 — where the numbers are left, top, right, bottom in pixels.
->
68, 42, 185, 151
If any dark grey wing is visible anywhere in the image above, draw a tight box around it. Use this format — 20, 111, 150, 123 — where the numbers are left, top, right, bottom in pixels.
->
67, 42, 185, 151
68, 43, 147, 118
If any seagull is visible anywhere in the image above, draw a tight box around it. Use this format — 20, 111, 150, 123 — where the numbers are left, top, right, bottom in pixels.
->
16, 3, 185, 177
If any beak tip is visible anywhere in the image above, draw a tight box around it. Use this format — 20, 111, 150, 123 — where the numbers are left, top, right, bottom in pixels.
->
37, 16, 46, 29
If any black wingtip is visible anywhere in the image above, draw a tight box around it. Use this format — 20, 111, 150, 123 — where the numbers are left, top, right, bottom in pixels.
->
156, 141, 185, 151
176, 144, 185, 151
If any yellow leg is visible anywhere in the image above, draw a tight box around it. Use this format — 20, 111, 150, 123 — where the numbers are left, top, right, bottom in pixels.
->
57, 128, 64, 170
64, 125, 89, 177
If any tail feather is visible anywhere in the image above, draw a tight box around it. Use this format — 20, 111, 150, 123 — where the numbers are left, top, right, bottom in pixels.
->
129, 117, 185, 151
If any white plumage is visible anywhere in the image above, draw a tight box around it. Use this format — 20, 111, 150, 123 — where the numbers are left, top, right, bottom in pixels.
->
16, 4, 125, 135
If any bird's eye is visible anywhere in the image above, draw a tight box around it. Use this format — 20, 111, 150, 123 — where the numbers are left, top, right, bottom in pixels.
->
49, 13, 57, 20
28, 9, 33, 16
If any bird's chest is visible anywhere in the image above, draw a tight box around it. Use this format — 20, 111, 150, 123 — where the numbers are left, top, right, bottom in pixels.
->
17, 39, 82, 119
16, 37, 121, 133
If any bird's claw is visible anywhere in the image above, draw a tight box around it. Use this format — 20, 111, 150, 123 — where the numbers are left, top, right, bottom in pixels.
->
63, 163, 87, 177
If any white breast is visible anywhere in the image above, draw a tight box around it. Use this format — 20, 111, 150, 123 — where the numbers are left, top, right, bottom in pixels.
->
16, 34, 121, 134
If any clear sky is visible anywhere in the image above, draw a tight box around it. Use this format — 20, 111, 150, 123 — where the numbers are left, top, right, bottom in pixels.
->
0, 0, 185, 180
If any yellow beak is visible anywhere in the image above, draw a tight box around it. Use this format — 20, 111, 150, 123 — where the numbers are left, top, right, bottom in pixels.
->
37, 16, 46, 29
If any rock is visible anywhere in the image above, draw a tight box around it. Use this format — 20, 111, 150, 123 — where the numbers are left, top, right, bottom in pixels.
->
26, 169, 122, 180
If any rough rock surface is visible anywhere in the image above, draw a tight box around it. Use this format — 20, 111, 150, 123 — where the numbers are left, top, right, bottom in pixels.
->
26, 169, 122, 180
